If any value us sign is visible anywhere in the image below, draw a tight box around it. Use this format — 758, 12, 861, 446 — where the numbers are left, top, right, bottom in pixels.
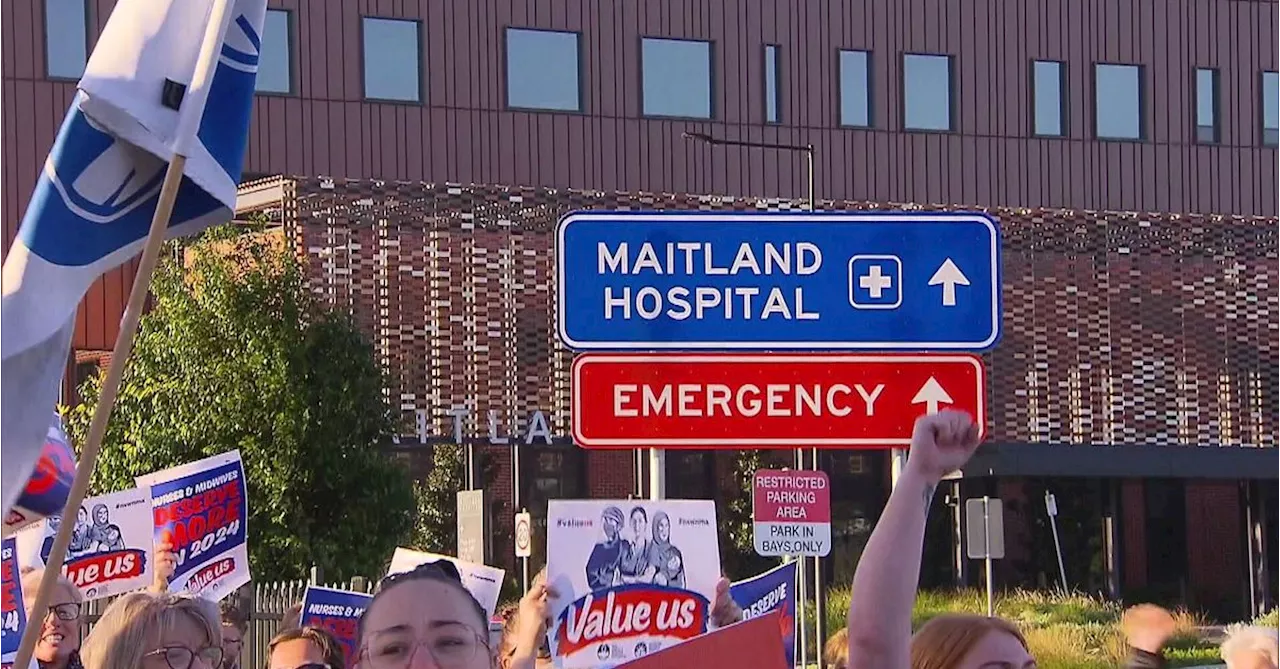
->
753, 470, 831, 557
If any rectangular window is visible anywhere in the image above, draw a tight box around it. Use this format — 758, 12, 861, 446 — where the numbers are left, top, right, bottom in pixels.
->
1032, 60, 1066, 137
45, 0, 88, 79
506, 28, 582, 112
1194, 68, 1219, 144
641, 37, 713, 119
362, 18, 422, 102
903, 54, 953, 131
1263, 71, 1278, 146
256, 10, 293, 94
1094, 63, 1143, 140
839, 50, 871, 127
764, 45, 781, 123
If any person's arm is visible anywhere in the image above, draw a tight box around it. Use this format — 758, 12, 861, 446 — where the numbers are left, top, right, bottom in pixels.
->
149, 541, 177, 594
708, 577, 743, 629
509, 582, 557, 669
846, 411, 981, 669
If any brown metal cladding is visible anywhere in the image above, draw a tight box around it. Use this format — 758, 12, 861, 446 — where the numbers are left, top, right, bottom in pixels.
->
3, 0, 1277, 349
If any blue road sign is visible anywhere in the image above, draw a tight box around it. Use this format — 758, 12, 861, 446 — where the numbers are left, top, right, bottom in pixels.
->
556, 211, 1002, 351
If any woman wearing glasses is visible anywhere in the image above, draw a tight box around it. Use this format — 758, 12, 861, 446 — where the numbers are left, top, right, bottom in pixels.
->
20, 567, 85, 669
356, 560, 505, 669
266, 625, 346, 669
79, 591, 224, 669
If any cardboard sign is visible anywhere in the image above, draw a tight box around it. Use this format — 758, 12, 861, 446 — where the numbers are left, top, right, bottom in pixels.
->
136, 451, 250, 602
15, 487, 154, 601
729, 562, 797, 666
301, 586, 372, 667
1, 538, 26, 666
616, 609, 788, 669
546, 500, 720, 669
386, 548, 505, 619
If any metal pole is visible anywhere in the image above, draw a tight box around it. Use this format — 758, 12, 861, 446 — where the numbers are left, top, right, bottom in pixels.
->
522, 556, 530, 594
983, 496, 994, 617
793, 453, 808, 668
649, 448, 665, 500
1046, 492, 1068, 592
804, 148, 828, 669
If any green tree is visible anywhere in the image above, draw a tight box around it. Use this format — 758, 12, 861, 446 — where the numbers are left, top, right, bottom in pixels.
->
409, 443, 464, 553
718, 448, 772, 579
65, 227, 415, 581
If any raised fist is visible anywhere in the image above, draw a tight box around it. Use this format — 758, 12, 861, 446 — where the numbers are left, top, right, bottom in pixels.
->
904, 410, 983, 482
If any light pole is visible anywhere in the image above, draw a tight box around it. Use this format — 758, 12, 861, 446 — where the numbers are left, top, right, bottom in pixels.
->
682, 131, 826, 668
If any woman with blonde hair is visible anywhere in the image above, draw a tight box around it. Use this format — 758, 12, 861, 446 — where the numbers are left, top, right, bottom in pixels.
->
20, 567, 85, 669
1220, 625, 1279, 669
79, 591, 225, 669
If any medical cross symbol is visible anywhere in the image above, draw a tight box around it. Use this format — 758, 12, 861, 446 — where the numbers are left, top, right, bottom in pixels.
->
859, 265, 894, 298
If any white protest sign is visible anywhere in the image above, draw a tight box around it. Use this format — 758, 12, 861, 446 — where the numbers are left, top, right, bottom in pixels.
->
387, 548, 505, 619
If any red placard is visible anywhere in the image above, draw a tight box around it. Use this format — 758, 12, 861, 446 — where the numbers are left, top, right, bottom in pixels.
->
753, 470, 831, 524
618, 610, 788, 669
571, 353, 985, 449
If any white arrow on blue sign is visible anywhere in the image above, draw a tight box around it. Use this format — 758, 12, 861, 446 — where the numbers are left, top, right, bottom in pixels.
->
555, 211, 1002, 351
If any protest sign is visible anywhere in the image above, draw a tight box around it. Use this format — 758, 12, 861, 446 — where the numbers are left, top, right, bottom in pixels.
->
301, 586, 371, 667
136, 452, 249, 602
1, 538, 26, 667
14, 487, 153, 601
546, 500, 720, 669
730, 562, 797, 666
3, 415, 75, 538
615, 609, 787, 669
387, 548, 505, 619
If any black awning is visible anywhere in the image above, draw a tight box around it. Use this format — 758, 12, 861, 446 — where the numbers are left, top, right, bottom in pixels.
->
946, 442, 1279, 480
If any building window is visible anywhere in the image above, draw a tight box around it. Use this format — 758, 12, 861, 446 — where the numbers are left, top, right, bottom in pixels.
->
1263, 71, 1278, 146
1094, 63, 1143, 140
1032, 60, 1066, 137
903, 54, 953, 131
256, 10, 293, 94
45, 0, 88, 80
764, 45, 781, 123
506, 28, 582, 112
665, 451, 716, 499
362, 18, 422, 102
839, 50, 871, 127
641, 37, 712, 119
1194, 68, 1219, 144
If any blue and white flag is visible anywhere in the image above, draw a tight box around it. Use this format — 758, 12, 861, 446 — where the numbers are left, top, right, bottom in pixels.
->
0, 0, 265, 516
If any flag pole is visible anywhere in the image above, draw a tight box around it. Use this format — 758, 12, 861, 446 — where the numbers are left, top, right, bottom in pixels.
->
13, 1, 237, 665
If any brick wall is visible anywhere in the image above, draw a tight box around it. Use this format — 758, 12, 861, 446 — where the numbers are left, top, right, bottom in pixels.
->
1185, 481, 1246, 617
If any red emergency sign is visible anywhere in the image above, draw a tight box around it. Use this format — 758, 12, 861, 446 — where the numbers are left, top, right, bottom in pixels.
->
571, 353, 986, 449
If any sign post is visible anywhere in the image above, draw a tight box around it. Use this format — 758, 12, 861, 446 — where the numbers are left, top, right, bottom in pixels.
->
456, 490, 489, 566
965, 497, 1005, 617
514, 510, 532, 593
1045, 492, 1068, 592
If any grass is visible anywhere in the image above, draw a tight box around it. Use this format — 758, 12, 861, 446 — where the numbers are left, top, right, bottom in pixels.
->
808, 588, 1225, 669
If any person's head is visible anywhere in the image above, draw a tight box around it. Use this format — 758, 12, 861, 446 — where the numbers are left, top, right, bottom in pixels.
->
1221, 625, 1279, 669
80, 591, 223, 669
910, 614, 1032, 669
601, 507, 623, 541
77, 507, 88, 524
358, 560, 492, 669
652, 512, 670, 544
823, 627, 849, 669
280, 602, 305, 633
496, 604, 552, 669
629, 507, 647, 537
219, 599, 249, 668
21, 567, 84, 665
92, 504, 109, 526
267, 625, 346, 669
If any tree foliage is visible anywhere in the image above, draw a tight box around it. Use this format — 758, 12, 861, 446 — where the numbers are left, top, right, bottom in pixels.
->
65, 228, 415, 581
408, 443, 464, 554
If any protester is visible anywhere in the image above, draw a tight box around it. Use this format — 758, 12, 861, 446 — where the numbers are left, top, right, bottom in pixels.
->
280, 602, 304, 633
1120, 603, 1176, 668
20, 567, 84, 669
149, 541, 248, 669
844, 410, 1036, 669
1221, 625, 1280, 669
79, 591, 224, 669
356, 560, 497, 669
498, 579, 557, 669
219, 599, 249, 669
266, 625, 346, 669
823, 627, 849, 669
